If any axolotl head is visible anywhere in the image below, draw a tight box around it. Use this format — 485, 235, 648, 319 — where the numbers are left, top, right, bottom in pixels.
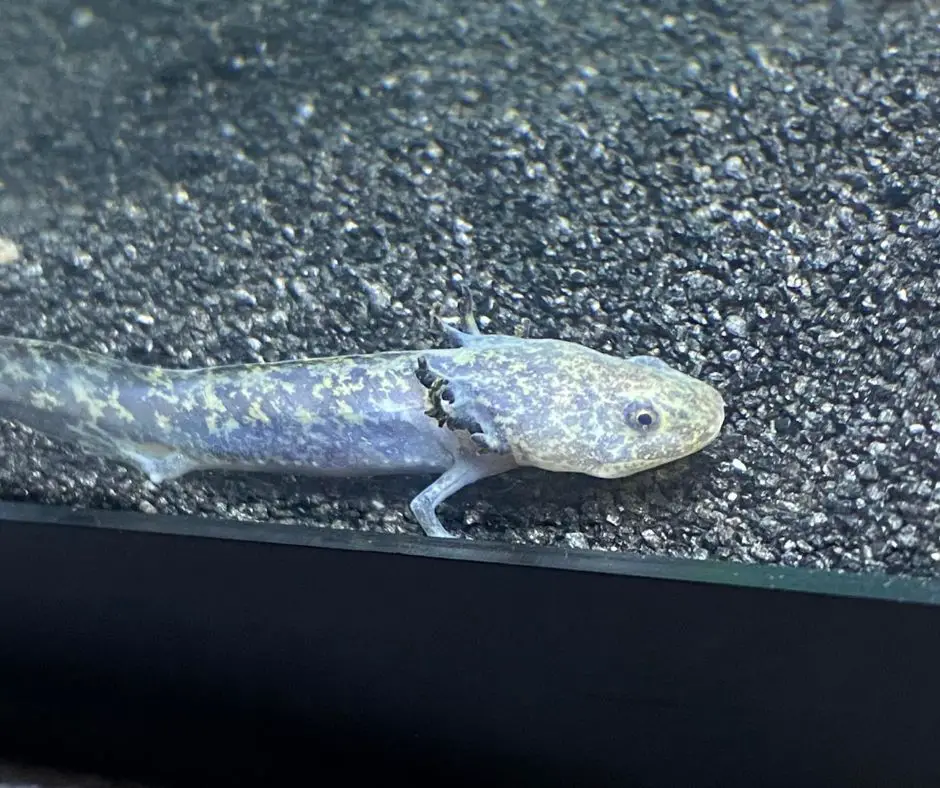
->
501, 341, 725, 479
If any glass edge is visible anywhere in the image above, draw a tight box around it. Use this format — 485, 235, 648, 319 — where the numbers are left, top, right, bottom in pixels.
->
3, 501, 939, 607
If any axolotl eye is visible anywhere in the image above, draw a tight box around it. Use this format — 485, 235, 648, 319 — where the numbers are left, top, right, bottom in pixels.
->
623, 400, 660, 432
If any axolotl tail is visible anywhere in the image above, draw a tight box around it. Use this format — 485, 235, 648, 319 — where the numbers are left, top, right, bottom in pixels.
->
0, 336, 184, 477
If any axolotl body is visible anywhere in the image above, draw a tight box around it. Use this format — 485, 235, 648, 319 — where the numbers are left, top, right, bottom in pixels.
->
0, 305, 724, 537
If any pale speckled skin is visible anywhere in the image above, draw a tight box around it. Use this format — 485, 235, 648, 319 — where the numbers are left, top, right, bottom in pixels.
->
0, 306, 725, 538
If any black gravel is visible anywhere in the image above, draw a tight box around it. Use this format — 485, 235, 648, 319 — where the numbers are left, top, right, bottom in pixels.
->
0, 0, 937, 577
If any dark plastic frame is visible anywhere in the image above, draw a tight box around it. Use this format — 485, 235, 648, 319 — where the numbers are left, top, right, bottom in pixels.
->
0, 500, 938, 786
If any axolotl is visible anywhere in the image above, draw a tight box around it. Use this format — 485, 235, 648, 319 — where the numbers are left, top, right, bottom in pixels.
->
0, 301, 724, 538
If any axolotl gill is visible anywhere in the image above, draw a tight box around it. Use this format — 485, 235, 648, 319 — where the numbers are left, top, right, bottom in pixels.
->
0, 300, 725, 538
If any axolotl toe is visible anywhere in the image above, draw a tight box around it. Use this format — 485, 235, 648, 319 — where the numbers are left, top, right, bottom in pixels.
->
0, 300, 724, 538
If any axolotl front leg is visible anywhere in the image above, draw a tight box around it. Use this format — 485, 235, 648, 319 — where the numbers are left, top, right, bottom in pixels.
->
407, 307, 519, 538
409, 451, 517, 538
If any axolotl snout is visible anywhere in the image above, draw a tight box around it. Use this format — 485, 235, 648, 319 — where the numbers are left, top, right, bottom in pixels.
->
0, 303, 724, 538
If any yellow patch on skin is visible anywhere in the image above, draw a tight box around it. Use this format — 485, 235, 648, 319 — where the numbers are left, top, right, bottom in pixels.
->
145, 368, 176, 389
107, 388, 136, 423
201, 384, 228, 414
6, 361, 30, 383
247, 400, 270, 423
331, 374, 367, 399
30, 390, 62, 410
182, 390, 207, 412
294, 406, 319, 425
335, 398, 365, 424
66, 376, 105, 421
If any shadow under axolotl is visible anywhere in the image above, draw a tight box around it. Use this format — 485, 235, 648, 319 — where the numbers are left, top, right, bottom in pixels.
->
183, 451, 716, 540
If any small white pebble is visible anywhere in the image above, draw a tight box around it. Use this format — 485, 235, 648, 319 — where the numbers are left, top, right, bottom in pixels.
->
564, 532, 590, 550
0, 237, 19, 264
71, 250, 93, 270
71, 7, 95, 28
294, 101, 315, 124
641, 529, 663, 549
724, 155, 747, 180
233, 288, 257, 307
724, 314, 748, 338
578, 64, 599, 79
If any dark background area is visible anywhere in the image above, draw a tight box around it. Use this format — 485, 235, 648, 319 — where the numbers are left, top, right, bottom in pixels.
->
0, 0, 937, 579
0, 506, 937, 788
